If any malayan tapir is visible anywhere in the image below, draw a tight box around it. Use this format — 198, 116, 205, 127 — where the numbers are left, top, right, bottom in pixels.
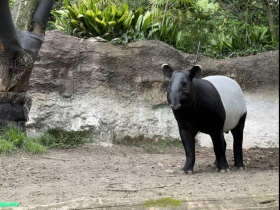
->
162, 64, 247, 173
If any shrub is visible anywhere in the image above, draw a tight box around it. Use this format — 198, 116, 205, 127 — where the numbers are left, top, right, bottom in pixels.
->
206, 25, 278, 58
51, 0, 185, 49
51, 0, 145, 39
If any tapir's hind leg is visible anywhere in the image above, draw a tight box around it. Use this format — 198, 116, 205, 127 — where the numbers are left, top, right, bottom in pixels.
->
213, 140, 226, 167
231, 112, 247, 169
210, 130, 229, 172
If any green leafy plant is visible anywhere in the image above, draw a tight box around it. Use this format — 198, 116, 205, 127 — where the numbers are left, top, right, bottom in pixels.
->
51, 0, 146, 39
114, 10, 157, 43
248, 26, 270, 49
51, 0, 185, 48
50, 0, 279, 57
149, 17, 184, 49
207, 24, 278, 58
206, 30, 233, 58
9, 0, 15, 9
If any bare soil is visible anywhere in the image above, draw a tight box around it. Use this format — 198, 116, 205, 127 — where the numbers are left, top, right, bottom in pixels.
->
0, 144, 278, 207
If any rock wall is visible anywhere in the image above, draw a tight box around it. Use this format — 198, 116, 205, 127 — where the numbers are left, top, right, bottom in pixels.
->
26, 30, 279, 148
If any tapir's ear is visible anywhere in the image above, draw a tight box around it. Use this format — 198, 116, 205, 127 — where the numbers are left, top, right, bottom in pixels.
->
162, 64, 174, 78
189, 65, 202, 80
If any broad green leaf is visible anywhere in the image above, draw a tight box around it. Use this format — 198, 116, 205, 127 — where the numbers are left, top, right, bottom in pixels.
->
64, 0, 70, 8
135, 15, 143, 30
141, 11, 152, 32
112, 4, 117, 17
131, 8, 143, 30
176, 31, 182, 47
89, 22, 102, 35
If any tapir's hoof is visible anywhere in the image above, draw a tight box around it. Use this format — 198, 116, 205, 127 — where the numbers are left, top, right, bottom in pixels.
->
235, 166, 245, 170
186, 171, 194, 175
219, 169, 230, 173
180, 170, 194, 175
212, 162, 218, 168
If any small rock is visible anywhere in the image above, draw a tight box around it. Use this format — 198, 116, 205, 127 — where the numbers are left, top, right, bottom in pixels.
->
158, 163, 163, 167
165, 169, 174, 174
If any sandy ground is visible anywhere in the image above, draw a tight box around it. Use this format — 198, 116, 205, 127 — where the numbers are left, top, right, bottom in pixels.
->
0, 144, 278, 207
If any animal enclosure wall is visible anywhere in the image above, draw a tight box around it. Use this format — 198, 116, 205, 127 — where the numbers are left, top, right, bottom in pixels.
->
26, 31, 279, 149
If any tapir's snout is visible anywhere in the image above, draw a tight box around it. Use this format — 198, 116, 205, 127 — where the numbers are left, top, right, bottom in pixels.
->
168, 91, 182, 110
170, 104, 181, 110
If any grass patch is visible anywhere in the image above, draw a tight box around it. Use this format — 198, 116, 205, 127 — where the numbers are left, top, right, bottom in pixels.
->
40, 128, 92, 149
114, 135, 183, 153
0, 125, 93, 155
25, 138, 47, 154
143, 198, 183, 207
0, 124, 46, 155
0, 139, 15, 154
5, 126, 25, 147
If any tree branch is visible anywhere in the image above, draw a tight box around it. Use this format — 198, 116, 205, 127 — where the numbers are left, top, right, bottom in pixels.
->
215, 0, 230, 11
262, 0, 276, 38
162, 0, 169, 26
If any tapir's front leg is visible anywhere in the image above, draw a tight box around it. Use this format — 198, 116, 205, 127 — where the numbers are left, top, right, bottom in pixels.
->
178, 122, 198, 174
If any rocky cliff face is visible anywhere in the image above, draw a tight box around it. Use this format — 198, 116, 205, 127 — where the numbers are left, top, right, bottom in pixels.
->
27, 30, 279, 148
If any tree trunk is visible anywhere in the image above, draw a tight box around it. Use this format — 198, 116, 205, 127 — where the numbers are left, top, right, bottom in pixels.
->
262, 0, 276, 38
12, 0, 39, 31
0, 0, 53, 128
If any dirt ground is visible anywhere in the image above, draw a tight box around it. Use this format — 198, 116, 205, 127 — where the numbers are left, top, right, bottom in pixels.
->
0, 143, 279, 207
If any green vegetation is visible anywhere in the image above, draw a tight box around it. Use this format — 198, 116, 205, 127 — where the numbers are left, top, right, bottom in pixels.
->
50, 0, 279, 58
25, 138, 46, 154
114, 135, 183, 153
143, 198, 183, 207
0, 124, 46, 154
0, 139, 14, 155
0, 125, 92, 154
40, 129, 91, 149
50, 0, 184, 49
9, 0, 15, 9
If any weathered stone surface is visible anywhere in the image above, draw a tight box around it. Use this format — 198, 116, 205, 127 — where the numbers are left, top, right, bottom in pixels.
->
26, 30, 279, 148
198, 51, 279, 91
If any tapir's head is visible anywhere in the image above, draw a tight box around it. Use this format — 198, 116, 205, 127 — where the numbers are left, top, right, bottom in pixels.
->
162, 64, 202, 110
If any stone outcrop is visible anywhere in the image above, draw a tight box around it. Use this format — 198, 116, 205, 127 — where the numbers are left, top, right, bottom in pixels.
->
26, 30, 279, 148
